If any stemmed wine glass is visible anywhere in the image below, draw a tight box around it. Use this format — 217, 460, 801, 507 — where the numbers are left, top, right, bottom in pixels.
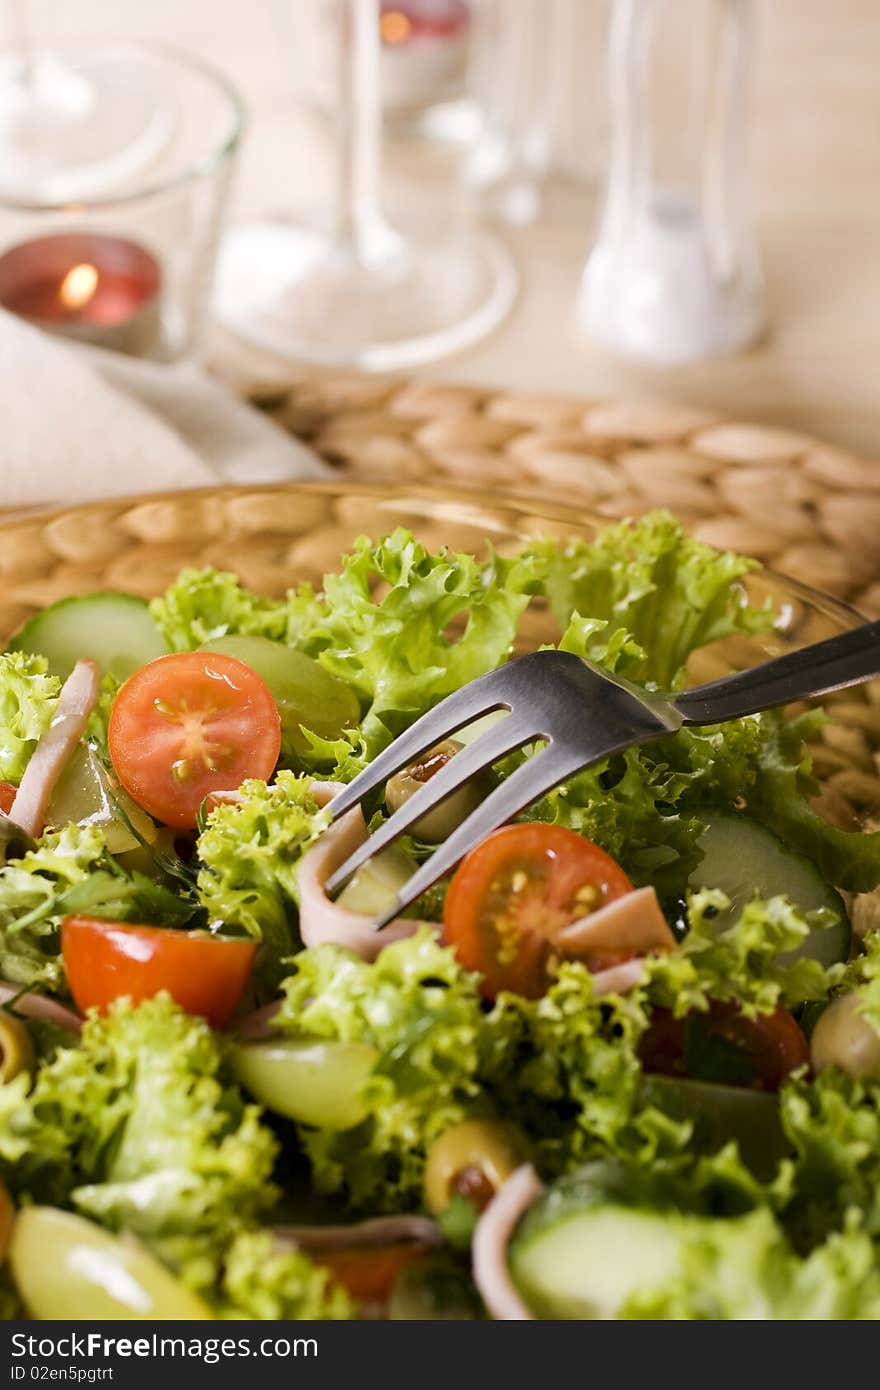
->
213, 0, 517, 370
0, 1, 175, 202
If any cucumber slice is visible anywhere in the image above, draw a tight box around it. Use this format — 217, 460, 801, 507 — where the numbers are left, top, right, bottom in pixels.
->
8, 592, 168, 681
690, 812, 850, 967
201, 635, 361, 757
511, 1203, 689, 1319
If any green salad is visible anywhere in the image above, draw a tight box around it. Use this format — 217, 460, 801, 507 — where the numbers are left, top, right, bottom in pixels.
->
2, 510, 880, 1321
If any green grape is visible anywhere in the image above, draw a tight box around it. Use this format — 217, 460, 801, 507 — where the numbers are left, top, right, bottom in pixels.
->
10, 1208, 210, 1319
230, 1039, 378, 1130
202, 636, 361, 757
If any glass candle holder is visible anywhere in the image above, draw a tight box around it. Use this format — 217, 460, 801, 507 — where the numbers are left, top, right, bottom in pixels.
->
0, 38, 243, 362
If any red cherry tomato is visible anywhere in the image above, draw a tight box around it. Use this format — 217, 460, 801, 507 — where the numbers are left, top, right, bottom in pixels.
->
639, 1000, 809, 1091
61, 916, 257, 1029
0, 783, 16, 816
443, 823, 634, 999
108, 652, 281, 829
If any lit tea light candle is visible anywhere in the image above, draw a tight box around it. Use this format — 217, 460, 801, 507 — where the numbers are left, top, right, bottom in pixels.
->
0, 232, 162, 356
379, 1, 471, 111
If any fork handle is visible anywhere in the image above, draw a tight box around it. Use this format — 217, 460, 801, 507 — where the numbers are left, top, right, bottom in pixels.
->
674, 619, 880, 726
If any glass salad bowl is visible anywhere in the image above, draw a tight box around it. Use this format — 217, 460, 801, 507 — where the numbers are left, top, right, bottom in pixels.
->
0, 479, 876, 842
4, 479, 880, 1321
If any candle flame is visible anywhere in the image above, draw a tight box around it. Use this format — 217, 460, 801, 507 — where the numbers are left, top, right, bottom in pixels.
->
59, 262, 99, 312
380, 10, 412, 44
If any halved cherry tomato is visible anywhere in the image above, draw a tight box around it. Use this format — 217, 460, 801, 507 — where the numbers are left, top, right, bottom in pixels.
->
443, 823, 634, 999
314, 1246, 427, 1308
108, 652, 281, 829
639, 1001, 809, 1092
0, 783, 15, 816
61, 916, 257, 1029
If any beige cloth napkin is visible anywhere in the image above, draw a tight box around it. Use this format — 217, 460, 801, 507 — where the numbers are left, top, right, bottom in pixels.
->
0, 308, 329, 510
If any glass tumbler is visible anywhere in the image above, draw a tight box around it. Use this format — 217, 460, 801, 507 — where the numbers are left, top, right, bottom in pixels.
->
0, 39, 242, 362
580, 0, 765, 364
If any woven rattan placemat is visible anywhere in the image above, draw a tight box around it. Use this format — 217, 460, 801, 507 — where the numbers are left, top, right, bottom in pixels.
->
245, 374, 880, 618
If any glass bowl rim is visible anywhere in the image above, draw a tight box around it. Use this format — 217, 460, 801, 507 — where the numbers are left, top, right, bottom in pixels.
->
0, 35, 245, 215
0, 477, 864, 638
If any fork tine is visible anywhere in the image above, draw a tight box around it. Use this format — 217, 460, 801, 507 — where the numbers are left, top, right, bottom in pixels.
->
326, 665, 511, 823
371, 741, 590, 930
324, 714, 533, 898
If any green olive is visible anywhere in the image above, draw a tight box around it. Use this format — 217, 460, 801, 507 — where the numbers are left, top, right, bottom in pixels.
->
230, 1039, 379, 1130
0, 1180, 14, 1264
10, 1207, 210, 1319
424, 1119, 532, 1216
385, 740, 484, 843
0, 1013, 34, 1084
810, 992, 880, 1080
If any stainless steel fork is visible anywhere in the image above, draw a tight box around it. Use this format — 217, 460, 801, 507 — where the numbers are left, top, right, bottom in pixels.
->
324, 618, 880, 929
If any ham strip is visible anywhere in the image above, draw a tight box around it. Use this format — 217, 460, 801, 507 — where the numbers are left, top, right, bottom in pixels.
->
555, 885, 676, 958
0, 980, 82, 1033
590, 956, 649, 996
9, 659, 100, 838
298, 806, 430, 959
472, 1164, 544, 1321
272, 1215, 442, 1253
308, 780, 346, 809
235, 999, 282, 1040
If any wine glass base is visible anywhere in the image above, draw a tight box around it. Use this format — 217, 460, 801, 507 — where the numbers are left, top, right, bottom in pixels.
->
213, 221, 518, 371
0, 49, 175, 202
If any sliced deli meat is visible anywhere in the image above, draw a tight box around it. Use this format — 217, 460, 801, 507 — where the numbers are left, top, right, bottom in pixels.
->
9, 659, 100, 839
555, 885, 676, 958
298, 797, 432, 960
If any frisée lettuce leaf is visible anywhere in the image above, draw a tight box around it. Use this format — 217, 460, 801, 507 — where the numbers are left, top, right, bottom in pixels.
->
0, 650, 59, 785
151, 566, 287, 651
622, 1206, 880, 1319
0, 823, 107, 988
273, 929, 495, 1209
285, 530, 541, 754
528, 510, 773, 689
0, 995, 278, 1262
647, 890, 844, 1020
196, 772, 329, 984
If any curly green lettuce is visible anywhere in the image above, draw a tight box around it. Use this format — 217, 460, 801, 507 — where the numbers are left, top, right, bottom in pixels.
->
482, 963, 663, 1175
0, 821, 198, 990
840, 925, 880, 1036
528, 510, 773, 689
1, 995, 279, 1264
274, 929, 495, 1209
647, 890, 844, 1021
779, 1067, 880, 1248
150, 567, 287, 651
0, 650, 59, 784
623, 1207, 880, 1320
196, 772, 328, 982
0, 823, 107, 987
210, 1231, 354, 1320
285, 529, 541, 754
746, 708, 880, 893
